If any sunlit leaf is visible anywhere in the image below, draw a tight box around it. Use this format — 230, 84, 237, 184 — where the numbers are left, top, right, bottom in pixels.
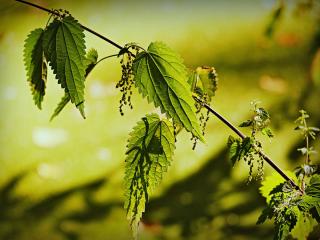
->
50, 93, 71, 121
260, 171, 297, 203
84, 48, 98, 76
124, 113, 175, 238
24, 28, 47, 109
188, 66, 218, 102
50, 48, 98, 121
43, 15, 86, 118
133, 42, 204, 141
306, 174, 320, 198
291, 211, 317, 240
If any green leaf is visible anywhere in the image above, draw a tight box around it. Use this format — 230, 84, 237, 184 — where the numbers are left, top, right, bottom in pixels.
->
291, 211, 318, 240
84, 48, 98, 76
227, 136, 254, 166
274, 206, 299, 240
306, 174, 320, 198
239, 120, 253, 127
133, 42, 204, 141
124, 113, 175, 237
50, 48, 98, 121
189, 66, 218, 102
260, 171, 297, 203
43, 15, 86, 118
227, 136, 242, 165
50, 93, 71, 121
265, 2, 284, 38
24, 28, 47, 109
261, 127, 274, 138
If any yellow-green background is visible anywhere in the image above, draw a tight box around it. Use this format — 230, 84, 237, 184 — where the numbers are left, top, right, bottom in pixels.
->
0, 0, 319, 239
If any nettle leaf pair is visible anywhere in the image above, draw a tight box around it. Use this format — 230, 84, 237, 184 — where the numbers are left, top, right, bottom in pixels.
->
23, 12, 218, 238
24, 14, 94, 119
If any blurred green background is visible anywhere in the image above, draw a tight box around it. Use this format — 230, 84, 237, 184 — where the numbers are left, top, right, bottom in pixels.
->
0, 0, 320, 239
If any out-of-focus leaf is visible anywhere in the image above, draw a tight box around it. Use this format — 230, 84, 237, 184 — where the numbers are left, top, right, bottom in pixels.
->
311, 49, 320, 86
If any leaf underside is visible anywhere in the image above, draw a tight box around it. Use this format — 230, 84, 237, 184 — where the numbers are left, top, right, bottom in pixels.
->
24, 28, 47, 109
43, 15, 87, 118
133, 42, 204, 141
124, 113, 175, 238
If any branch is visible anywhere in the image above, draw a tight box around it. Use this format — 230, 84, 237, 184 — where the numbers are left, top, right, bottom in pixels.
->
193, 96, 302, 192
15, 0, 124, 50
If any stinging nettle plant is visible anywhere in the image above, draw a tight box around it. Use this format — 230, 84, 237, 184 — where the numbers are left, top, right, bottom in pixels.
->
17, 0, 319, 239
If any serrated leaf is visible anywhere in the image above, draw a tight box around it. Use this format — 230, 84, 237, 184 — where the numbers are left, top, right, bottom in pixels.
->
23, 28, 47, 109
260, 171, 297, 203
227, 136, 242, 165
306, 174, 320, 198
189, 66, 218, 102
124, 113, 175, 238
291, 211, 317, 240
196, 66, 218, 100
274, 206, 299, 240
43, 15, 86, 118
227, 136, 254, 166
50, 93, 71, 121
50, 48, 98, 121
133, 41, 204, 141
84, 48, 98, 76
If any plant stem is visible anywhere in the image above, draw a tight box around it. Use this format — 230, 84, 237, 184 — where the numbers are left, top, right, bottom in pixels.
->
15, 0, 124, 50
193, 96, 302, 192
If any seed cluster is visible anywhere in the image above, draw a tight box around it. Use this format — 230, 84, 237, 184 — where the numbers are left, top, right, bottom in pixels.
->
192, 96, 210, 150
116, 46, 140, 116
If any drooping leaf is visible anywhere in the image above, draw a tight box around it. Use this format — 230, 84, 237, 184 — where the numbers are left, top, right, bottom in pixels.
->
50, 48, 98, 121
124, 113, 175, 237
43, 15, 86, 118
50, 93, 71, 121
132, 42, 204, 141
23, 28, 47, 109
